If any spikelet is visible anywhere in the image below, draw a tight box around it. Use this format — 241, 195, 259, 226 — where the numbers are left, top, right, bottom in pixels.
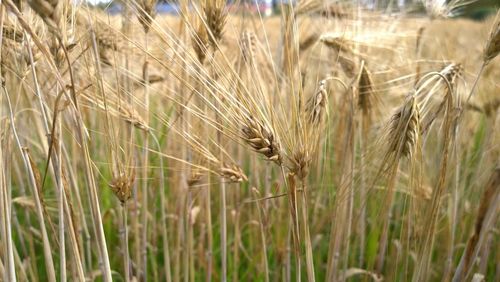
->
192, 21, 209, 64
320, 36, 352, 54
242, 116, 282, 165
295, 0, 322, 16
118, 106, 150, 132
441, 63, 462, 83
110, 171, 135, 204
484, 16, 500, 64
358, 65, 375, 114
187, 170, 203, 187
482, 98, 500, 117
2, 23, 24, 42
299, 32, 319, 52
305, 80, 328, 126
75, 12, 121, 54
27, 0, 64, 36
388, 96, 421, 159
93, 22, 122, 66
204, 0, 227, 47
1, 34, 40, 77
219, 163, 248, 183
291, 149, 311, 181
137, 0, 157, 33
240, 30, 257, 64
320, 3, 348, 18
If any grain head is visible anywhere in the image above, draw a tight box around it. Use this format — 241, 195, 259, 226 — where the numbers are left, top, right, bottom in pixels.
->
240, 30, 257, 64
358, 65, 375, 115
242, 116, 282, 165
388, 96, 421, 159
291, 149, 311, 181
484, 16, 500, 64
204, 0, 227, 48
192, 22, 209, 64
110, 171, 135, 204
219, 163, 248, 183
305, 80, 328, 126
137, 0, 158, 33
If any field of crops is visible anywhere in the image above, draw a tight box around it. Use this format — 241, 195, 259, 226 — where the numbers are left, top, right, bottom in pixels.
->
0, 1, 498, 281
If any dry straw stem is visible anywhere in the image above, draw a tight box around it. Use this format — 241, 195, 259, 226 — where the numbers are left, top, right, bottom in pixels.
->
0, 124, 16, 281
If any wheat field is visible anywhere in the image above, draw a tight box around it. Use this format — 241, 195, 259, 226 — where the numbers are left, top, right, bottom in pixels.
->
0, 0, 499, 281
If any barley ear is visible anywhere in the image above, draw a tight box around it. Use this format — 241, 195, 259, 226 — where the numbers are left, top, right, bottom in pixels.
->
388, 96, 421, 159
137, 0, 158, 33
484, 15, 500, 64
204, 0, 227, 48
109, 171, 135, 204
192, 22, 209, 64
242, 116, 282, 165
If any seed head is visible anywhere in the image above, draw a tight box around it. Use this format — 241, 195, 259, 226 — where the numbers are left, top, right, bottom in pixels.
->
388, 96, 421, 159
484, 17, 500, 64
110, 172, 135, 204
305, 80, 328, 126
242, 116, 282, 165
219, 163, 248, 183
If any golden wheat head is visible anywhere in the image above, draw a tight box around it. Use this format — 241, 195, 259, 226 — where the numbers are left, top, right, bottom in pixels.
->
242, 116, 282, 165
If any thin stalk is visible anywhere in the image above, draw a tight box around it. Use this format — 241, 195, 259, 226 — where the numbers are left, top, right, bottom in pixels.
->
62, 144, 89, 278
3, 86, 55, 282
0, 9, 16, 279
219, 157, 227, 282
444, 108, 461, 281
141, 33, 150, 282
86, 26, 113, 282
232, 183, 241, 282
375, 161, 400, 273
253, 189, 270, 282
300, 181, 315, 282
152, 134, 172, 282
56, 117, 66, 282
205, 173, 213, 282
413, 93, 454, 282
452, 168, 499, 282
465, 63, 485, 106
121, 204, 130, 282
0, 129, 16, 282
281, 168, 300, 282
